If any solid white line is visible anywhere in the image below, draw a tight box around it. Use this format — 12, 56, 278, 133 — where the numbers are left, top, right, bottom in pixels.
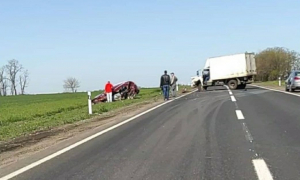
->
251, 85, 300, 97
235, 110, 244, 119
0, 89, 197, 180
231, 95, 236, 102
252, 159, 274, 180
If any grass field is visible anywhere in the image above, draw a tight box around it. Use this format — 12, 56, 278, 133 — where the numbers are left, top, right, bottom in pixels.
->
254, 81, 282, 86
0, 86, 192, 141
253, 81, 288, 92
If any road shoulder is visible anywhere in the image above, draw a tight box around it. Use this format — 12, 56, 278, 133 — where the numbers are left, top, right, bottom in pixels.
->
251, 84, 300, 97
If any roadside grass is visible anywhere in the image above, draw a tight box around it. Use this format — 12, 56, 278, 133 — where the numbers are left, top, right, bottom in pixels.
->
0, 85, 192, 141
253, 81, 289, 92
253, 81, 283, 87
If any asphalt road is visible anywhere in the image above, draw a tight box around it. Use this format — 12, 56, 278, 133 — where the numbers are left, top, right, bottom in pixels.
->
2, 85, 300, 180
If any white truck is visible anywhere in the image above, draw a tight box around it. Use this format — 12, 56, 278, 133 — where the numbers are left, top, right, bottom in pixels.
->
191, 52, 257, 90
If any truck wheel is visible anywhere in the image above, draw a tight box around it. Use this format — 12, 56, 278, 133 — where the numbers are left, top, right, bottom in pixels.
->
197, 84, 201, 92
228, 79, 238, 90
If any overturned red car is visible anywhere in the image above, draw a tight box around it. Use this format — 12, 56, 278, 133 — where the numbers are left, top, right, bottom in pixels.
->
92, 81, 140, 104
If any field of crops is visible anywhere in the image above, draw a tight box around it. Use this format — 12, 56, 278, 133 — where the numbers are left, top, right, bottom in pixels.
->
0, 88, 163, 141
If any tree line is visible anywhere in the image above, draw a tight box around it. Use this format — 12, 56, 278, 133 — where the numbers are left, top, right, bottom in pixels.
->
0, 58, 80, 95
0, 59, 29, 96
255, 47, 300, 81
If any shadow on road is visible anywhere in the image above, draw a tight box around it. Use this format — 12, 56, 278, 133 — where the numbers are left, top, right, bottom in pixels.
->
196, 86, 263, 92
244, 87, 260, 90
203, 86, 227, 92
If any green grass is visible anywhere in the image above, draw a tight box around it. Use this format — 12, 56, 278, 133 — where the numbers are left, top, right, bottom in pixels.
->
0, 85, 192, 141
254, 81, 284, 87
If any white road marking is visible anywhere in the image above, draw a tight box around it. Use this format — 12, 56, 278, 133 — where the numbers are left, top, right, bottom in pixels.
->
242, 122, 253, 142
251, 85, 300, 97
224, 85, 255, 146
0, 90, 197, 180
253, 159, 274, 180
231, 95, 236, 102
236, 110, 244, 119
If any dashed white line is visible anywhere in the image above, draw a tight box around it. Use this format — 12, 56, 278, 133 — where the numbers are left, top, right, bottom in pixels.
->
225, 85, 272, 180
231, 95, 236, 102
253, 159, 274, 180
242, 122, 253, 142
235, 110, 244, 119
225, 85, 271, 180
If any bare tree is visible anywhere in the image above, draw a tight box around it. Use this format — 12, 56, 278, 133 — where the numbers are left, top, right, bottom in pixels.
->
0, 67, 4, 96
10, 84, 15, 95
0, 67, 8, 96
63, 77, 80, 93
2, 80, 8, 96
5, 59, 23, 95
19, 69, 29, 95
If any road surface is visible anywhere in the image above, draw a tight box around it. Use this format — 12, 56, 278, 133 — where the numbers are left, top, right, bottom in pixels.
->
2, 86, 300, 180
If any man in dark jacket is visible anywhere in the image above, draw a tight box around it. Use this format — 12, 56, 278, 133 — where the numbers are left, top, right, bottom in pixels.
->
160, 70, 171, 101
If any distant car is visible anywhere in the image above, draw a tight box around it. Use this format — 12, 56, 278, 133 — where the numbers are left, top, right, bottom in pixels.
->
285, 70, 300, 92
92, 81, 140, 104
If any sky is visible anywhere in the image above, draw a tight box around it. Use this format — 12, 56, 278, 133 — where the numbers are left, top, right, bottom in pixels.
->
1, 0, 300, 94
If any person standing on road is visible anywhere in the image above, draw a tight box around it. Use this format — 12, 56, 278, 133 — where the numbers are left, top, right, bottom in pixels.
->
160, 70, 171, 101
105, 81, 113, 102
170, 72, 178, 98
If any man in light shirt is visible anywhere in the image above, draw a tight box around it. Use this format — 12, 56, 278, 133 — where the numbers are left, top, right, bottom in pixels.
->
170, 72, 178, 98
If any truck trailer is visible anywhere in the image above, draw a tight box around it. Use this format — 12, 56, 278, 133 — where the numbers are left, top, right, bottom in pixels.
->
191, 52, 257, 90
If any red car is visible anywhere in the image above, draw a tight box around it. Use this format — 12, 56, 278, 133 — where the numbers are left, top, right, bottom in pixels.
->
92, 81, 140, 104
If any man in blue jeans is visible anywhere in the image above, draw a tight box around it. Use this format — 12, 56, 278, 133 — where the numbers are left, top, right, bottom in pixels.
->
160, 70, 171, 101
